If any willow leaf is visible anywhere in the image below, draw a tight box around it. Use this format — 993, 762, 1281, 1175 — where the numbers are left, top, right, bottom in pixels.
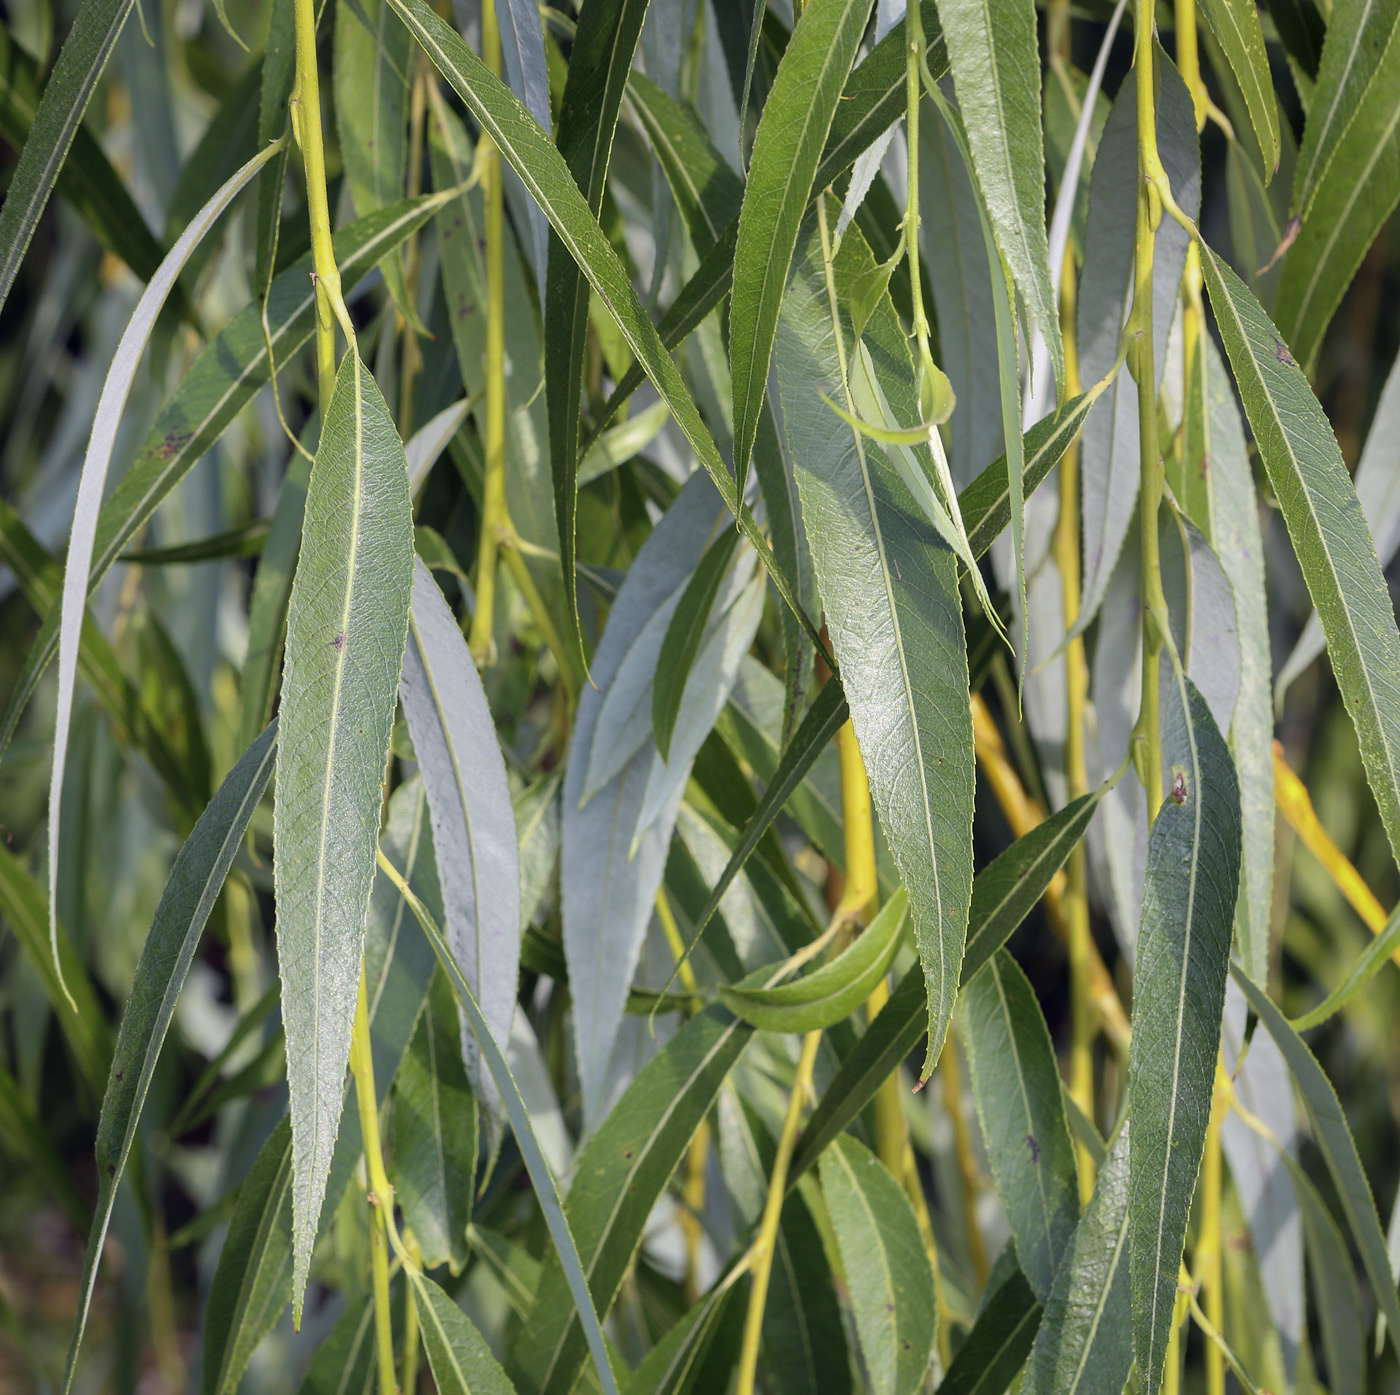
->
1275, 2, 1400, 365
273, 354, 414, 1322
389, 0, 819, 651
775, 213, 973, 1080
1197, 0, 1279, 177
511, 1005, 751, 1395
0, 0, 137, 315
720, 888, 908, 1031
820, 1135, 937, 1395
394, 970, 478, 1273
410, 1271, 516, 1395
937, 1265, 1041, 1395
729, 0, 869, 495
1023, 1128, 1133, 1395
0, 195, 446, 766
1230, 963, 1400, 1358
296, 1297, 378, 1395
1202, 244, 1400, 872
0, 25, 162, 285
47, 139, 283, 1003
935, 0, 1063, 390
62, 724, 276, 1392
1128, 674, 1242, 1395
382, 860, 619, 1395
963, 950, 1079, 1301
547, 0, 652, 674
334, 0, 417, 320
791, 789, 1100, 1181
401, 558, 521, 1111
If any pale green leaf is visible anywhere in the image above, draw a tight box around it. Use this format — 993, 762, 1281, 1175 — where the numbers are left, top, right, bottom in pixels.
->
394, 970, 478, 1273
963, 950, 1079, 1301
774, 212, 973, 1079
1197, 0, 1280, 177
1128, 673, 1242, 1395
410, 1270, 517, 1395
729, 0, 869, 494
1023, 1128, 1133, 1395
273, 353, 414, 1321
934, 0, 1063, 389
820, 1135, 937, 1395
1202, 243, 1400, 874
63, 724, 276, 1392
401, 558, 521, 1111
720, 887, 908, 1032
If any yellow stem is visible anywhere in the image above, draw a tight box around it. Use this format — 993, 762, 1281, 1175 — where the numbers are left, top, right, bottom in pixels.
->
1053, 241, 1097, 1200
735, 1028, 822, 1395
350, 966, 400, 1395
1131, 4, 1168, 821
468, 0, 509, 666
971, 694, 1133, 1051
289, 0, 355, 415
1174, 0, 1207, 131
1273, 741, 1393, 942
681, 1122, 710, 1305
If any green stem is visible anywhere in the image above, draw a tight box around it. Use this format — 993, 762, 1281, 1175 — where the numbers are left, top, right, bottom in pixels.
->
289, 0, 355, 416
468, 0, 508, 665
1131, 2, 1169, 820
350, 966, 400, 1395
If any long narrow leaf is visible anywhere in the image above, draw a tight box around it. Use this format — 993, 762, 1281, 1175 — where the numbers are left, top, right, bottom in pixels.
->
273, 354, 414, 1321
62, 725, 276, 1392
47, 138, 284, 1000
401, 558, 521, 1111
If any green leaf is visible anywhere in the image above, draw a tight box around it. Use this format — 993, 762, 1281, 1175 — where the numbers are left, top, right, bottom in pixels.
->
511, 1003, 752, 1395
586, 5, 949, 447
385, 867, 621, 1395
296, 1296, 378, 1395
663, 678, 849, 995
790, 789, 1099, 1183
1270, 0, 1326, 80
201, 782, 439, 1395
1230, 963, 1400, 1357
0, 26, 163, 285
935, 0, 1063, 390
1128, 672, 1242, 1395
963, 951, 1079, 1301
1291, 902, 1400, 1030
0, 0, 137, 316
62, 724, 276, 1391
627, 72, 744, 255
728, 0, 869, 496
721, 887, 909, 1032
820, 1135, 936, 1395
1275, 3, 1400, 365
1023, 1127, 1133, 1395
1201, 243, 1400, 874
654, 528, 742, 761
274, 353, 414, 1322
0, 845, 110, 1096
621, 1280, 740, 1395
401, 558, 521, 1110
1197, 0, 1280, 178
390, 0, 821, 654
1075, 59, 1199, 636
410, 1270, 517, 1395
763, 1186, 853, 1395
394, 970, 478, 1273
47, 138, 284, 1006
936, 1264, 1041, 1395
334, 0, 418, 323
0, 195, 445, 767
775, 213, 973, 1080
546, 0, 651, 677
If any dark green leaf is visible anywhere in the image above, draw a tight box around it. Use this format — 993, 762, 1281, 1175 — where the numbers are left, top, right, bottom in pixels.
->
936, 1265, 1041, 1395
